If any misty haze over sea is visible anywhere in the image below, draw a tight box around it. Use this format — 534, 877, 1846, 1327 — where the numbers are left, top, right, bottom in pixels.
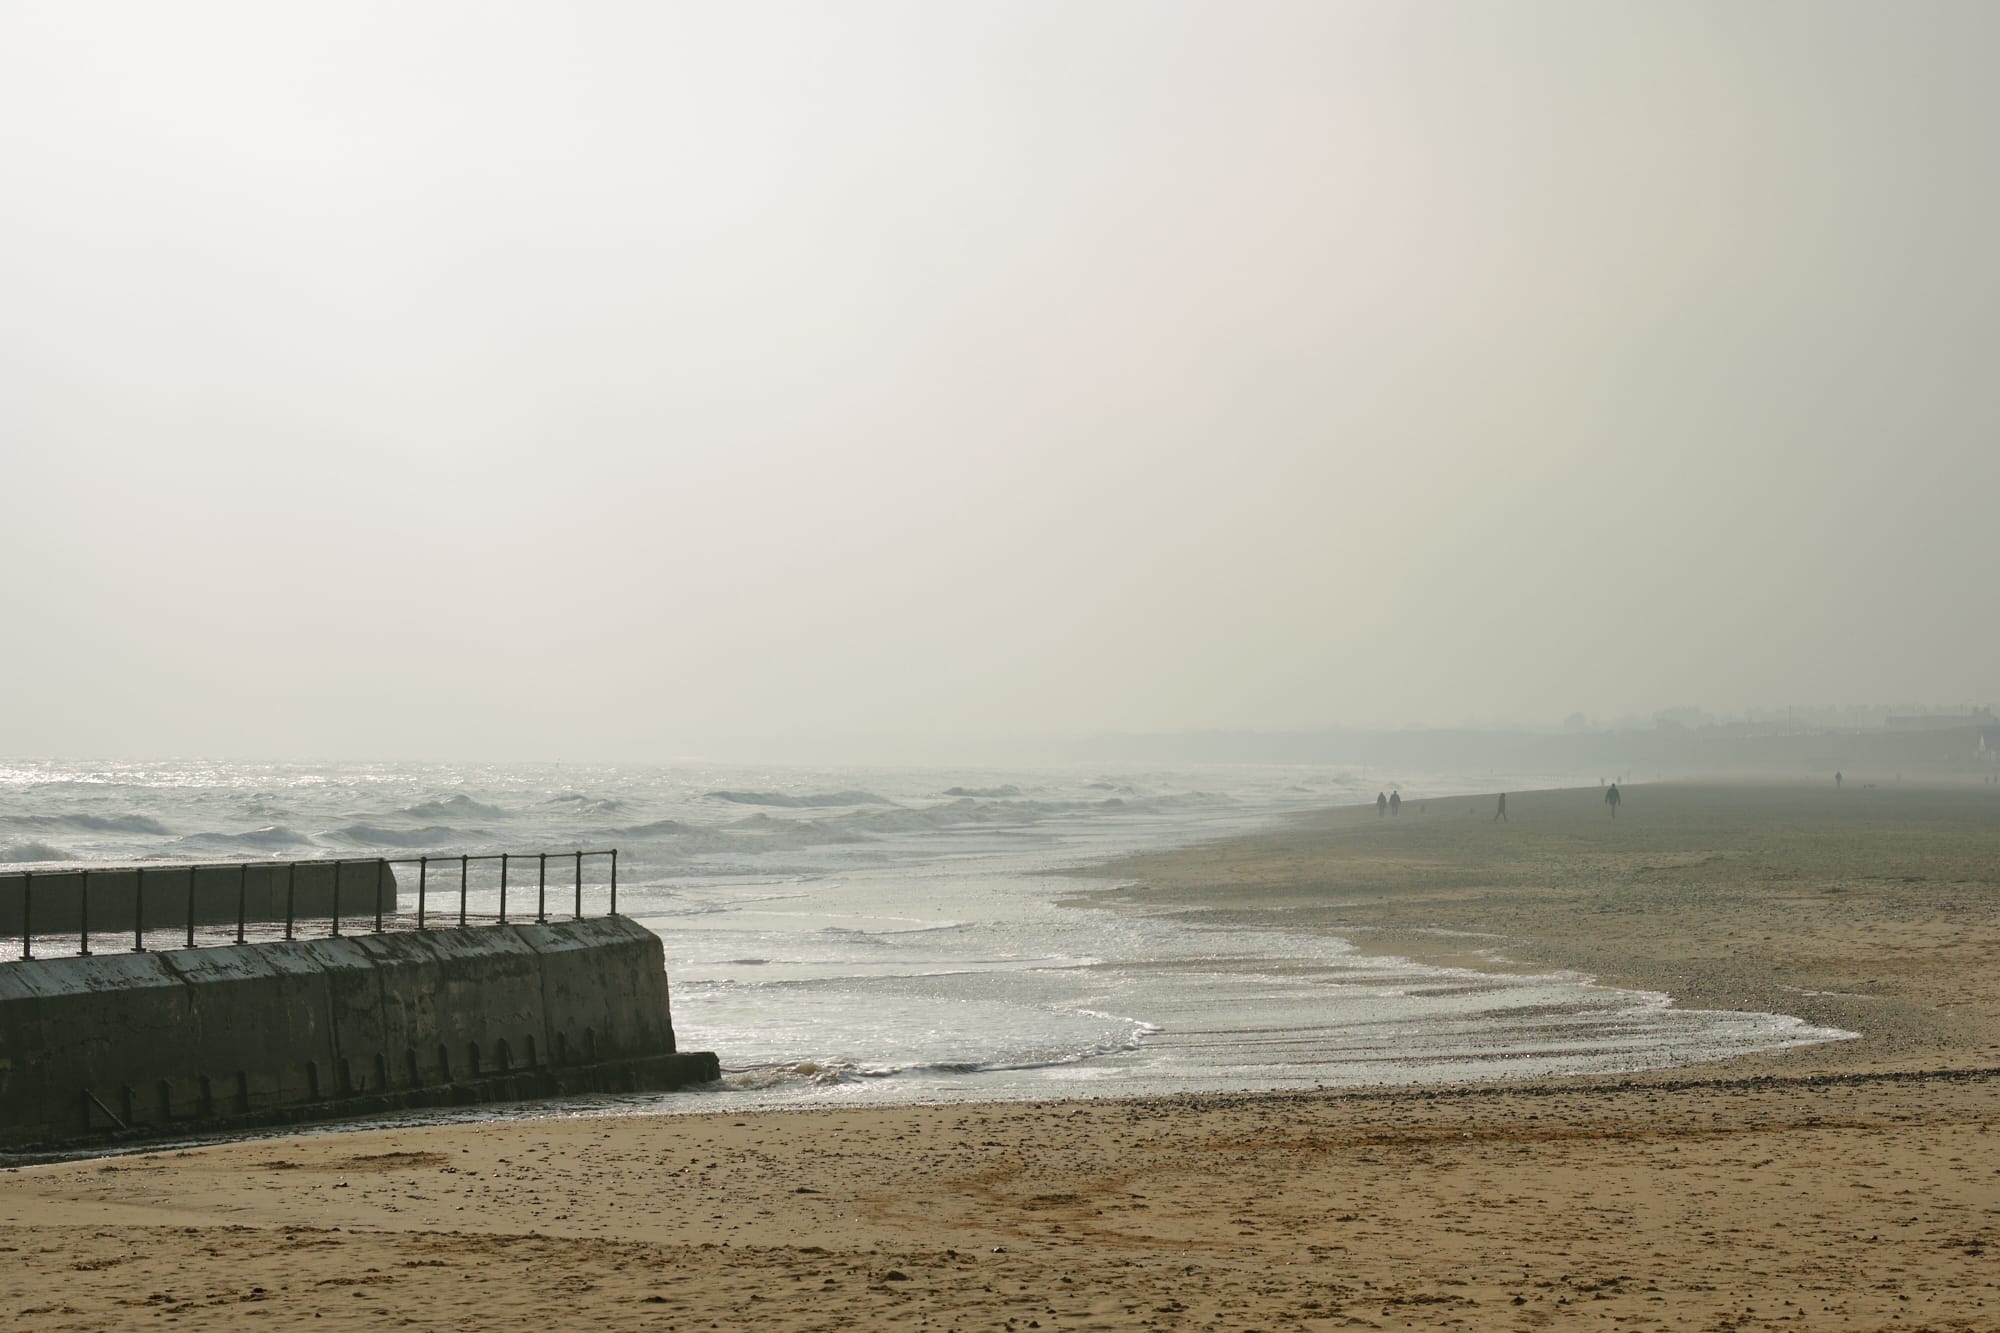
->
1076, 705, 2000, 783
3, 4, 1994, 766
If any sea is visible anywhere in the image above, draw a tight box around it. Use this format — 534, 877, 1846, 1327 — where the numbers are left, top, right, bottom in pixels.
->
0, 758, 1852, 1120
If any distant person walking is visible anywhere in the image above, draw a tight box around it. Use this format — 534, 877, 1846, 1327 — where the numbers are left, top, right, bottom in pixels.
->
1376, 792, 1388, 817
1389, 790, 1402, 816
1493, 793, 1508, 822
1605, 782, 1622, 818
1835, 771, 1843, 788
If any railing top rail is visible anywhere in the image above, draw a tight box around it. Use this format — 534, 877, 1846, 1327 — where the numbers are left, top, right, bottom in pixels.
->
0, 850, 619, 877
1, 848, 624, 965
387, 851, 619, 865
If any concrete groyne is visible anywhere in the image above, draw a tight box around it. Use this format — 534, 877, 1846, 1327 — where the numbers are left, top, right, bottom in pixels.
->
0, 915, 718, 1152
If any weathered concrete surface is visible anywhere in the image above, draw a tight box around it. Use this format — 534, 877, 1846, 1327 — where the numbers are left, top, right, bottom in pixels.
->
0, 917, 717, 1151
0, 861, 398, 935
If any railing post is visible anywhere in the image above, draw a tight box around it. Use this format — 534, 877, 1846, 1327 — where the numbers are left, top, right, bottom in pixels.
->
284, 863, 296, 941
330, 859, 342, 936
417, 856, 428, 930
609, 849, 617, 916
79, 868, 91, 956
374, 858, 385, 934
573, 850, 583, 921
536, 853, 547, 923
236, 863, 248, 944
133, 867, 147, 953
20, 870, 31, 960
185, 865, 197, 950
499, 854, 509, 924
459, 854, 469, 927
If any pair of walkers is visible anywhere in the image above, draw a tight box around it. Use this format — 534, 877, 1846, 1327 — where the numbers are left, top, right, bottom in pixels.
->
1375, 790, 1402, 817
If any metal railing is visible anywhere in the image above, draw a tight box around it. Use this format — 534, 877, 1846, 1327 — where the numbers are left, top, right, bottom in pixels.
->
0, 849, 620, 964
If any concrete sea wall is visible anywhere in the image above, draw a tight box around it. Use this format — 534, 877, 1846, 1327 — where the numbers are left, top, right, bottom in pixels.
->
0, 861, 398, 936
0, 916, 718, 1151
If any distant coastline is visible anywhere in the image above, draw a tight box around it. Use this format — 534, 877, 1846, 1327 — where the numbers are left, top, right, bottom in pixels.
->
1073, 716, 2000, 785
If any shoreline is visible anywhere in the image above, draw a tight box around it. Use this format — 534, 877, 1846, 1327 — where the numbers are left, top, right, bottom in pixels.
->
3, 779, 1998, 1329
1070, 780, 2000, 1080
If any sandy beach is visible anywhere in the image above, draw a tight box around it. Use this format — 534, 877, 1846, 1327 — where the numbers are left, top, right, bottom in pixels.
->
4, 783, 1998, 1330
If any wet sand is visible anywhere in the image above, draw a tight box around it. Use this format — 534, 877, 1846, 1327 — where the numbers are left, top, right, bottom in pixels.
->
1078, 781, 2000, 1078
3, 782, 1998, 1330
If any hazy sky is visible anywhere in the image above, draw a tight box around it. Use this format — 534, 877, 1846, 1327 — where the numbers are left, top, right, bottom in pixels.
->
3, 2, 1995, 761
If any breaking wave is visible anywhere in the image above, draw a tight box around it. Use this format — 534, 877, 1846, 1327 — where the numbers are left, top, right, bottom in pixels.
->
548, 793, 625, 812
0, 839, 72, 863
614, 819, 700, 838
165, 826, 320, 853
2, 812, 172, 835
705, 790, 888, 808
327, 824, 472, 848
400, 794, 508, 820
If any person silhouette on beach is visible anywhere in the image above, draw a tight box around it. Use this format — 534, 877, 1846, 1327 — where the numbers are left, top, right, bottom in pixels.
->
1493, 793, 1508, 822
1377, 792, 1388, 817
1605, 782, 1622, 818
1835, 771, 1843, 788
1389, 790, 1402, 816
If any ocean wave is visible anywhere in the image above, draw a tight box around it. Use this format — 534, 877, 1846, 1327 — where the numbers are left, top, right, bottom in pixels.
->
942, 785, 1021, 798
809, 796, 1148, 836
326, 824, 470, 848
726, 814, 869, 844
941, 1017, 1158, 1076
166, 825, 319, 852
1, 812, 173, 835
0, 839, 72, 863
662, 857, 895, 879
399, 794, 507, 820
614, 818, 701, 838
722, 1058, 975, 1087
721, 1060, 862, 1089
548, 793, 626, 812
706, 790, 889, 808
808, 801, 987, 834
714, 1018, 1155, 1091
